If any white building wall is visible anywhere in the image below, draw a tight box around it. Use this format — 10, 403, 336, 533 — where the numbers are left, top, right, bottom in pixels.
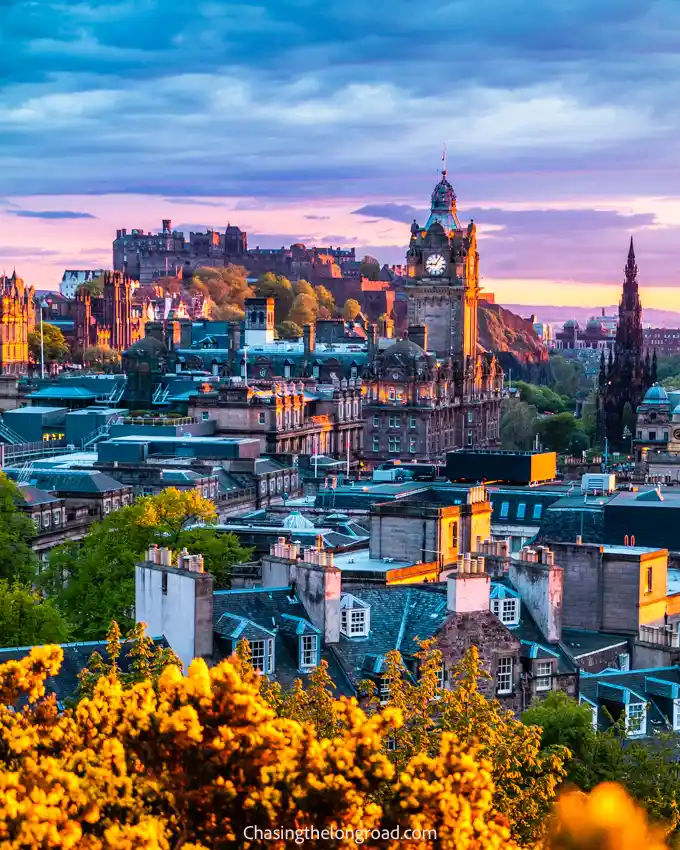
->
135, 565, 197, 672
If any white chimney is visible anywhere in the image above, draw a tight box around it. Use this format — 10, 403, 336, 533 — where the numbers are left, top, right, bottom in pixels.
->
447, 572, 491, 614
135, 551, 213, 671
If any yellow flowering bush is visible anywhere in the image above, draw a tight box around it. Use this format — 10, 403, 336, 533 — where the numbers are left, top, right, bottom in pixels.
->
0, 646, 670, 849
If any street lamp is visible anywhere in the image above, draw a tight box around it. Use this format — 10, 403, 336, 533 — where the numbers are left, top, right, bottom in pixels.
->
38, 298, 50, 379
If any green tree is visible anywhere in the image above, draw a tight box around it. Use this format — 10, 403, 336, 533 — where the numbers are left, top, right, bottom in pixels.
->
292, 279, 316, 301
253, 273, 294, 323
550, 355, 583, 398
82, 345, 121, 369
192, 265, 252, 312
315, 284, 335, 315
41, 489, 251, 638
288, 293, 318, 327
0, 581, 70, 648
28, 323, 70, 366
568, 428, 590, 454
0, 473, 38, 584
276, 320, 303, 339
500, 399, 537, 450
524, 689, 680, 836
535, 412, 578, 452
343, 298, 361, 321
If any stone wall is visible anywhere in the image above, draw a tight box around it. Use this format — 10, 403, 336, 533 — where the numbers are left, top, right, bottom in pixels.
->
437, 609, 523, 713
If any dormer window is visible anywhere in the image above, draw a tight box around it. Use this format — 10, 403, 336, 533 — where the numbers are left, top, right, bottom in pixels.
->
490, 596, 520, 626
250, 639, 275, 674
625, 702, 647, 737
300, 634, 318, 670
340, 593, 371, 637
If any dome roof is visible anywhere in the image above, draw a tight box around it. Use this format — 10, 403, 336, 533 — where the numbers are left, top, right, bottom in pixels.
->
282, 510, 315, 530
643, 383, 669, 404
124, 335, 168, 357
380, 338, 430, 366
563, 319, 581, 329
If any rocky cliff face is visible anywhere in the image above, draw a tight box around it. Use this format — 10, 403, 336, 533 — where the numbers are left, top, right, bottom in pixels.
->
478, 302, 549, 382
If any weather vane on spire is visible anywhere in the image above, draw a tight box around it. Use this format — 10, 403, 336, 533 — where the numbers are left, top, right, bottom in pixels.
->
442, 143, 447, 175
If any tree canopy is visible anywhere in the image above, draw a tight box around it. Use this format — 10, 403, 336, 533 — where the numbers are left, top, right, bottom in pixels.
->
28, 323, 70, 365
500, 399, 537, 451
82, 345, 121, 369
0, 643, 664, 849
0, 581, 70, 649
40, 489, 252, 639
343, 298, 361, 321
0, 473, 39, 585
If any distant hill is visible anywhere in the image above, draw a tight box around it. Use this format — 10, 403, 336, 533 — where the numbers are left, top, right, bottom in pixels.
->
478, 301, 550, 382
503, 303, 680, 328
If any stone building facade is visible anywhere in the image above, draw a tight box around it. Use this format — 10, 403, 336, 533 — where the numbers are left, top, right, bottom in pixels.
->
0, 272, 35, 374
113, 219, 357, 285
74, 271, 135, 354
188, 379, 364, 459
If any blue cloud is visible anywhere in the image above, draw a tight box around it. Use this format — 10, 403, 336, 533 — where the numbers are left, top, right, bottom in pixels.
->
9, 209, 97, 220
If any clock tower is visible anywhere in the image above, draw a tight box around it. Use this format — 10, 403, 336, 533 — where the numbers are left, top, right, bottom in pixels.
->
405, 170, 479, 360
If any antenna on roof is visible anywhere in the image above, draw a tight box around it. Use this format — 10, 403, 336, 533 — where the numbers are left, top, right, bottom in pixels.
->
441, 143, 447, 176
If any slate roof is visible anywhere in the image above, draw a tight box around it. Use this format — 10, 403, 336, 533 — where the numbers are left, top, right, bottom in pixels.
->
16, 470, 129, 494
28, 387, 96, 400
580, 666, 680, 733
561, 629, 629, 659
17, 483, 60, 506
0, 638, 169, 705
212, 587, 353, 694
332, 583, 451, 687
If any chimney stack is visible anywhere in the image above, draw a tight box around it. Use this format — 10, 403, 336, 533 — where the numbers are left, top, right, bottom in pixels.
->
408, 324, 428, 352
509, 547, 562, 643
135, 548, 213, 671
303, 323, 316, 356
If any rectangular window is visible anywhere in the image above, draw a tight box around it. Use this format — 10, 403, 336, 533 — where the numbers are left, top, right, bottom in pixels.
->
373, 415, 380, 426
649, 431, 656, 441
637, 430, 642, 439
467, 430, 473, 446
380, 677, 391, 704
372, 436, 380, 452
497, 657, 513, 694
258, 412, 266, 424
500, 598, 519, 624
409, 416, 416, 428
451, 522, 458, 549
162, 572, 168, 596
104, 500, 111, 515
532, 503, 543, 520
646, 567, 653, 593
491, 599, 500, 618
467, 411, 473, 423
250, 640, 266, 672
665, 431, 670, 442
42, 513, 51, 528
53, 511, 61, 526
618, 653, 630, 672
301, 634, 318, 669
388, 437, 400, 453
409, 438, 417, 454
626, 703, 646, 736
673, 699, 680, 731
500, 502, 509, 519
350, 609, 367, 635
435, 664, 445, 690
388, 388, 395, 400
388, 415, 400, 428
517, 502, 526, 520
201, 411, 210, 422
535, 661, 552, 691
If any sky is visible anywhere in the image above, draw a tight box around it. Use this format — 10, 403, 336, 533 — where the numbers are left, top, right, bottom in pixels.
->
3, 0, 680, 311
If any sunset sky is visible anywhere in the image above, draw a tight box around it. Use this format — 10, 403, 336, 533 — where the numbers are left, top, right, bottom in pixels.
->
3, 0, 680, 310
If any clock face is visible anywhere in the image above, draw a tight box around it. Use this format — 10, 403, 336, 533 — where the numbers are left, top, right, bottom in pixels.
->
674, 429, 680, 440
425, 253, 446, 276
